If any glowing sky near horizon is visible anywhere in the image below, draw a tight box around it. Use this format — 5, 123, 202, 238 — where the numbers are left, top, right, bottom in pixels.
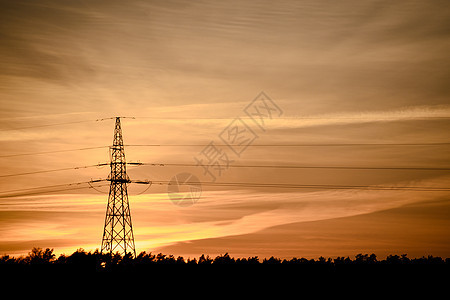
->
0, 0, 449, 258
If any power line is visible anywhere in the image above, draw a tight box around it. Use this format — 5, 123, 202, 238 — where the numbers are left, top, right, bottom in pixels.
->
1, 161, 447, 179
133, 116, 450, 120
0, 119, 98, 131
1, 115, 448, 131
0, 176, 150, 197
151, 181, 450, 192
96, 116, 135, 121
0, 180, 101, 194
3, 142, 448, 159
0, 183, 111, 198
0, 180, 109, 198
0, 117, 138, 132
139, 162, 450, 171
1, 179, 449, 198
0, 116, 135, 132
0, 146, 109, 158
125, 143, 450, 147
0, 163, 108, 178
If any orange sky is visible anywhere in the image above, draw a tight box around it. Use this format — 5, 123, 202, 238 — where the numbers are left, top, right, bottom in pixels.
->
0, 0, 449, 259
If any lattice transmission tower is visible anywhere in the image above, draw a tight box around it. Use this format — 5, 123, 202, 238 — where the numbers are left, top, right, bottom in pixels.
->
101, 117, 136, 257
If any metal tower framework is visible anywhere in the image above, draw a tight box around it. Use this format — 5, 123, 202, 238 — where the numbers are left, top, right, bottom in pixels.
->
101, 117, 136, 257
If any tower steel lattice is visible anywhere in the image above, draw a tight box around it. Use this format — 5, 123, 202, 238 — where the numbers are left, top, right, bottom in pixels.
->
101, 117, 136, 257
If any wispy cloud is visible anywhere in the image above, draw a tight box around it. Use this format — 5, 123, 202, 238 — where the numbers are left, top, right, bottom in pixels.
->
134, 175, 450, 250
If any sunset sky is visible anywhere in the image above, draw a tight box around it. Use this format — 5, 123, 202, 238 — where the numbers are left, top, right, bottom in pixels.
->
0, 0, 449, 259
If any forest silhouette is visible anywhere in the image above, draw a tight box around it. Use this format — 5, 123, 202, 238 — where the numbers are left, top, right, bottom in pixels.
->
1, 247, 449, 276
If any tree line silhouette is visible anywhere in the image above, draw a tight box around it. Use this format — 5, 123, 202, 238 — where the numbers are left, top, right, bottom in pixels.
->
1, 247, 449, 272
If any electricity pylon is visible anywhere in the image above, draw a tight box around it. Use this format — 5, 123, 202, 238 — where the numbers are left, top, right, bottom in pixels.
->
101, 117, 136, 257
